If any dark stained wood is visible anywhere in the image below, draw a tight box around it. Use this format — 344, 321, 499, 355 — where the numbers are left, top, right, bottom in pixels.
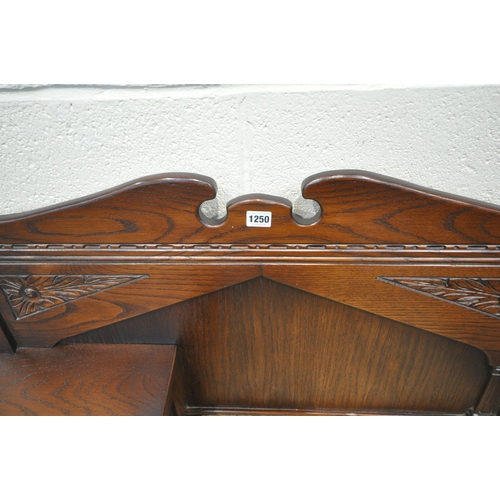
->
186, 408, 462, 416
263, 264, 500, 365
0, 173, 217, 245
164, 358, 187, 416
2, 261, 500, 362
301, 170, 500, 244
0, 264, 259, 347
475, 367, 500, 415
1, 170, 500, 246
0, 323, 14, 353
0, 344, 179, 416
63, 278, 489, 415
1, 170, 499, 415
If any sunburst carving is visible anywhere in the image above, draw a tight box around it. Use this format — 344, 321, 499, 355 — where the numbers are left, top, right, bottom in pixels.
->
0, 275, 147, 319
378, 277, 500, 319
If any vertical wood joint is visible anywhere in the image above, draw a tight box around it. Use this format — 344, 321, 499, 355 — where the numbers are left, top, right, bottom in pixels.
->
473, 366, 500, 416
0, 317, 16, 354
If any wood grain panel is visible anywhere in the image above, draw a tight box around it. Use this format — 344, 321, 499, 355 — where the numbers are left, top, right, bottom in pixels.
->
263, 264, 500, 364
1, 171, 499, 246
301, 171, 500, 244
0, 174, 216, 245
0, 344, 179, 416
0, 323, 13, 353
475, 367, 500, 415
63, 277, 489, 414
0, 264, 259, 347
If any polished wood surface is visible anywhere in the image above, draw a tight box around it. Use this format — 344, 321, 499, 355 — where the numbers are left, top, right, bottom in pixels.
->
0, 170, 499, 415
475, 367, 500, 415
0, 173, 216, 245
2, 262, 499, 364
64, 278, 489, 415
0, 323, 13, 354
0, 264, 259, 347
0, 344, 179, 416
301, 171, 500, 244
263, 264, 500, 364
1, 170, 500, 245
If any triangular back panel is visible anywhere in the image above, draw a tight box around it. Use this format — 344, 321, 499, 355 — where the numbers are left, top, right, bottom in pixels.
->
63, 277, 489, 414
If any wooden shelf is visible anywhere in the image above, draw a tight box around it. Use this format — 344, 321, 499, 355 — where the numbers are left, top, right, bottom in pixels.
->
0, 344, 183, 416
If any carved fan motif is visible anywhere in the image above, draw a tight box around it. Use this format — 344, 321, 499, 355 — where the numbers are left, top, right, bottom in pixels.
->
378, 277, 500, 319
0, 275, 147, 319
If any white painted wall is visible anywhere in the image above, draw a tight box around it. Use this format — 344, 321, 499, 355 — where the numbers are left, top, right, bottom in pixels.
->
1, 84, 499, 219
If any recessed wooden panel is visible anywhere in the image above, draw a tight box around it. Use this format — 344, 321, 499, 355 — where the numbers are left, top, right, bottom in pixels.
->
0, 264, 259, 347
64, 277, 489, 414
263, 264, 500, 364
0, 344, 179, 416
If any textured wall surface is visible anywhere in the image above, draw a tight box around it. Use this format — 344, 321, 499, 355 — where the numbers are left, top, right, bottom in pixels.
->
1, 84, 499, 219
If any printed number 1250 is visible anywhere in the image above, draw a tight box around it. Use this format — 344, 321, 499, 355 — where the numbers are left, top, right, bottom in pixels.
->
246, 211, 272, 227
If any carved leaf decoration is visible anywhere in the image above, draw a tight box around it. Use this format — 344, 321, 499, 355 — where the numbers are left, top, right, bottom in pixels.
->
378, 277, 500, 319
0, 275, 147, 319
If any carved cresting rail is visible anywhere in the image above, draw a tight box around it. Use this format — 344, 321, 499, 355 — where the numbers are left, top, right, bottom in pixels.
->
0, 170, 499, 415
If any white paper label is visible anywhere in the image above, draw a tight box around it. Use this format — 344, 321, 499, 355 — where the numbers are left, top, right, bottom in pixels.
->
246, 211, 272, 227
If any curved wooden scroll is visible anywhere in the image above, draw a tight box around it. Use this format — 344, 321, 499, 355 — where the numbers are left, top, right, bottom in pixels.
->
301, 171, 500, 244
1, 170, 500, 245
0, 173, 217, 245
